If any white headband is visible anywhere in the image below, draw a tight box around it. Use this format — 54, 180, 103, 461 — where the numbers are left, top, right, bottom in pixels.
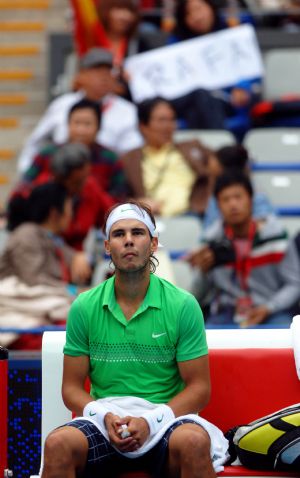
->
105, 204, 161, 244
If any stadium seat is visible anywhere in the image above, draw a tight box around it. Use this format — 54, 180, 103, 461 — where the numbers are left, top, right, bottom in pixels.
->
252, 171, 300, 210
244, 128, 300, 166
155, 215, 202, 252
91, 258, 112, 286
278, 216, 300, 238
169, 260, 197, 292
174, 129, 236, 149
263, 48, 300, 100
155, 215, 202, 291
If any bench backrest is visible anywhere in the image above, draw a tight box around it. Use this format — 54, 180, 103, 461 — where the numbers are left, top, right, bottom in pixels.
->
203, 347, 300, 433
41, 328, 299, 446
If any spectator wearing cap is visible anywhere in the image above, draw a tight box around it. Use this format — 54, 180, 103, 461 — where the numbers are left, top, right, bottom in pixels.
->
8, 143, 114, 251
17, 47, 143, 174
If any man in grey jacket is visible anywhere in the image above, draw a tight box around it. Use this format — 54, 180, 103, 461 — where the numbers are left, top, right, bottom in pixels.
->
187, 172, 300, 327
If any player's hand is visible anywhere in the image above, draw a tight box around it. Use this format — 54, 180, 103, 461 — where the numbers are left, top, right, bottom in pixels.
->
104, 413, 140, 453
117, 416, 150, 450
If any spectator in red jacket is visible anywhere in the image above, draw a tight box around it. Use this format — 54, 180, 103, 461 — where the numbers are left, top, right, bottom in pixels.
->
7, 143, 114, 252
24, 98, 128, 202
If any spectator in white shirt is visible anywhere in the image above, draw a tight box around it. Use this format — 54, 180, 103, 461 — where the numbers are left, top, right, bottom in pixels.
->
18, 48, 143, 173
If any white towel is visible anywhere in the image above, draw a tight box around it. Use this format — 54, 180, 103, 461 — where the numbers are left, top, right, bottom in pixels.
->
72, 396, 229, 473
291, 315, 300, 380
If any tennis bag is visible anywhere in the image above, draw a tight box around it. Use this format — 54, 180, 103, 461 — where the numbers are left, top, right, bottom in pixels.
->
227, 403, 300, 471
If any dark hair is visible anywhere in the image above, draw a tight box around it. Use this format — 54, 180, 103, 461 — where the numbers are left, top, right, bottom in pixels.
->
137, 97, 176, 125
50, 143, 91, 178
102, 199, 159, 273
28, 182, 69, 224
214, 171, 254, 199
215, 144, 249, 171
6, 185, 32, 231
68, 98, 102, 127
173, 0, 225, 40
7, 182, 69, 230
97, 0, 140, 39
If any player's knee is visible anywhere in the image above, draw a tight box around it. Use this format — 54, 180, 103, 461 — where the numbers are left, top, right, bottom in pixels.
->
44, 430, 73, 464
185, 429, 210, 456
172, 427, 211, 460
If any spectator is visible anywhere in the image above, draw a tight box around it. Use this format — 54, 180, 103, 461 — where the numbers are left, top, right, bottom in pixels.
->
8, 143, 114, 251
17, 47, 143, 173
96, 0, 140, 99
186, 172, 300, 327
41, 200, 229, 478
189, 144, 274, 229
93, 0, 226, 129
121, 97, 211, 216
24, 98, 128, 202
172, 0, 227, 39
254, 1, 300, 29
169, 0, 262, 139
0, 182, 91, 349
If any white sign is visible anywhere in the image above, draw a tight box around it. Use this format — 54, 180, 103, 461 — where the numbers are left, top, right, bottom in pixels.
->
125, 24, 264, 103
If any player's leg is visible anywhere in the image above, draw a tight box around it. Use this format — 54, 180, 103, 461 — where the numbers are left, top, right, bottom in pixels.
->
41, 419, 120, 478
166, 423, 216, 478
42, 425, 88, 478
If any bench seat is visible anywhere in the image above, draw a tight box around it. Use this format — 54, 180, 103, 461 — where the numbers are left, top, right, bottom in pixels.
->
220, 466, 299, 476
117, 467, 299, 477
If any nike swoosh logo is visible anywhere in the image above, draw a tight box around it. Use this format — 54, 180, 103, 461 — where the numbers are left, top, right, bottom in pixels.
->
157, 415, 164, 423
89, 411, 97, 416
152, 332, 166, 339
120, 207, 133, 213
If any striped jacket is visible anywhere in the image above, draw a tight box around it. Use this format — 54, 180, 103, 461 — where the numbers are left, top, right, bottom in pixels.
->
194, 215, 300, 314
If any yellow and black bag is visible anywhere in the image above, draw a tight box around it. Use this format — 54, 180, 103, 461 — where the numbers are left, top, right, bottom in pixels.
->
229, 404, 300, 471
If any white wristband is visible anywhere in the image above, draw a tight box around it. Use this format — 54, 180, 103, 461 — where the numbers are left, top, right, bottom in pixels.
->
142, 405, 175, 436
83, 401, 108, 429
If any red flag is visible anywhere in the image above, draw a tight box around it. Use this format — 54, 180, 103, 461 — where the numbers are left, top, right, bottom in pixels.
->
69, 0, 109, 56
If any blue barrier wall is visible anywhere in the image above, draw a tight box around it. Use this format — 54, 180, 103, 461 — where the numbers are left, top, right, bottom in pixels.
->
8, 353, 41, 477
